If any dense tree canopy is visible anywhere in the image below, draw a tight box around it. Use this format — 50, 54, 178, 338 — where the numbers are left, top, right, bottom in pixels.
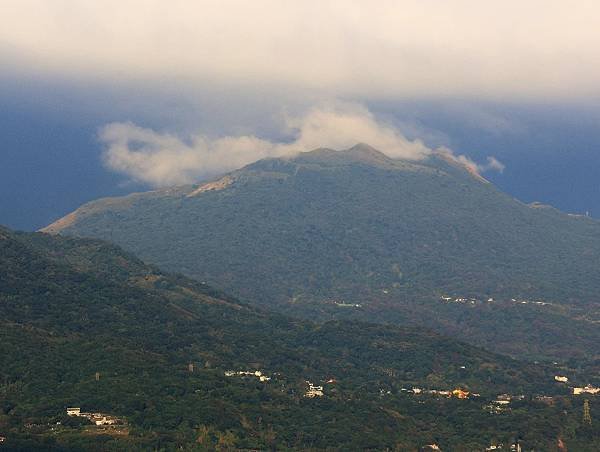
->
1, 226, 599, 449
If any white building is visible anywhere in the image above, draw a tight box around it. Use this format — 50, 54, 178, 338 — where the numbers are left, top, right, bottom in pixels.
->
92, 415, 118, 426
66, 407, 81, 416
573, 385, 600, 395
305, 381, 324, 398
66, 407, 121, 425
554, 375, 569, 383
422, 445, 442, 451
485, 444, 503, 451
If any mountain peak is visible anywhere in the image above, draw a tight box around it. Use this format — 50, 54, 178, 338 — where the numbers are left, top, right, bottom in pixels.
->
347, 142, 383, 154
289, 143, 395, 168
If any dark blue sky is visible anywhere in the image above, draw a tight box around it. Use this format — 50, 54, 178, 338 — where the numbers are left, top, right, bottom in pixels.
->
376, 100, 600, 219
1, 75, 599, 231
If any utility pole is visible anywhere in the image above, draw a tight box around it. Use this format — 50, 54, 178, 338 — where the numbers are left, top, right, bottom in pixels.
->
583, 399, 592, 425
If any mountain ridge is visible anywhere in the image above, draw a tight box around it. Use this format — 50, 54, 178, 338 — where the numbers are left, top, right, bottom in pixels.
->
41, 144, 600, 360
42, 143, 487, 231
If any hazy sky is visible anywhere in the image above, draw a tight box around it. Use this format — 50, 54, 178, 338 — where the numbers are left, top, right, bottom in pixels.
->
4, 1, 600, 99
1, 1, 599, 229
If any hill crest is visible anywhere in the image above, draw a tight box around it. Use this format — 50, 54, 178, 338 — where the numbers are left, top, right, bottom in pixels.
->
39, 144, 600, 360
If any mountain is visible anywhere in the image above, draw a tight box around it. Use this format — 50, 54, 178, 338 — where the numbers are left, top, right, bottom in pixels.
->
7, 225, 597, 450
42, 144, 600, 360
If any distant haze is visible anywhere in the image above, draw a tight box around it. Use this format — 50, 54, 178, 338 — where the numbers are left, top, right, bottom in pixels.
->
3, 1, 600, 101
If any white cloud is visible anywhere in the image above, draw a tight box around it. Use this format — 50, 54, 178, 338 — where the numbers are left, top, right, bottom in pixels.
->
2, 1, 600, 101
482, 156, 506, 173
441, 151, 505, 176
100, 104, 502, 187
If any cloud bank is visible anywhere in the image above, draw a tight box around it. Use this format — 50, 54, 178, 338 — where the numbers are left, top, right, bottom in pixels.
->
100, 104, 502, 187
2, 0, 600, 101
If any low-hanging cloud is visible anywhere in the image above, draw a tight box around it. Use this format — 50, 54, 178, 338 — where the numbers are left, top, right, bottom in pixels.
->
100, 104, 503, 187
2, 1, 600, 101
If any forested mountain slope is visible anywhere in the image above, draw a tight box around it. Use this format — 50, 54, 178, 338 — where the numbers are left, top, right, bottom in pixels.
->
43, 145, 600, 360
1, 226, 597, 450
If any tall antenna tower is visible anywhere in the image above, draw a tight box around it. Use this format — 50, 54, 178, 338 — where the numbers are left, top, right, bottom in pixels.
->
583, 399, 592, 425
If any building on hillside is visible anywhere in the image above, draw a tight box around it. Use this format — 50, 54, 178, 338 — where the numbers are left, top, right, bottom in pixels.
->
573, 385, 600, 395
452, 388, 470, 399
65, 407, 122, 425
421, 444, 442, 451
554, 375, 569, 383
485, 444, 503, 451
428, 390, 451, 397
224, 370, 271, 381
90, 414, 118, 426
305, 381, 324, 398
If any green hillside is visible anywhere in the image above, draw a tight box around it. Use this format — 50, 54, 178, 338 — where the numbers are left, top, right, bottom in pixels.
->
43, 144, 600, 360
1, 226, 598, 450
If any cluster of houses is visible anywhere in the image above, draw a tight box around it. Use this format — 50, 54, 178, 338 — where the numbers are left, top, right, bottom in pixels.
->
483, 376, 600, 415
440, 296, 484, 305
422, 444, 510, 451
305, 381, 324, 398
66, 407, 122, 426
440, 296, 552, 308
554, 375, 600, 395
510, 298, 550, 306
224, 370, 271, 382
484, 393, 525, 414
223, 370, 335, 398
402, 387, 477, 399
424, 443, 514, 452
